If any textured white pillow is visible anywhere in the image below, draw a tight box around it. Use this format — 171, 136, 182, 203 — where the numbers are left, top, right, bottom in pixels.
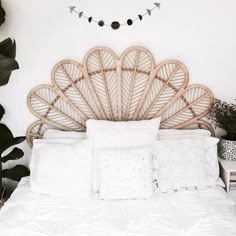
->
158, 129, 211, 139
97, 147, 155, 200
152, 137, 219, 192
86, 118, 161, 149
43, 129, 86, 140
158, 134, 222, 187
30, 139, 93, 198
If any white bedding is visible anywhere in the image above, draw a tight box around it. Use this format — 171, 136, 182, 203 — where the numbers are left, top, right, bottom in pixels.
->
0, 178, 236, 236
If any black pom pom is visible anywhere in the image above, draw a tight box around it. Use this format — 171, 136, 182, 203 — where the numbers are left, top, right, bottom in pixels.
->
127, 19, 133, 26
111, 21, 120, 30
88, 17, 92, 23
138, 15, 143, 21
98, 20, 104, 27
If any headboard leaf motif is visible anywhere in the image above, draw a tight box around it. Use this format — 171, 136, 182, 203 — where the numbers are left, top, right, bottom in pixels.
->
27, 46, 214, 146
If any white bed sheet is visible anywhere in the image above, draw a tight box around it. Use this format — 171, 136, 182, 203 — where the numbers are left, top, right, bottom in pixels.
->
0, 178, 236, 236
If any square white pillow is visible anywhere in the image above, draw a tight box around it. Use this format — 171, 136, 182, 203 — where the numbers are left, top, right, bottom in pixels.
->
97, 147, 155, 200
152, 137, 219, 192
30, 139, 92, 198
86, 118, 161, 149
86, 118, 161, 193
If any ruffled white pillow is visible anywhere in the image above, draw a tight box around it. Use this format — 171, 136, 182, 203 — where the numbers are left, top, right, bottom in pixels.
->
158, 129, 211, 139
157, 134, 223, 187
152, 137, 219, 192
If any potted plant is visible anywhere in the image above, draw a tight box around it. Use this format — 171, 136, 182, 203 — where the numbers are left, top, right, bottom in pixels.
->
0, 1, 30, 207
0, 123, 30, 208
208, 98, 236, 160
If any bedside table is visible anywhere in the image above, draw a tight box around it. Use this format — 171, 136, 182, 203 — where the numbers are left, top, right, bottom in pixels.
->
219, 158, 236, 193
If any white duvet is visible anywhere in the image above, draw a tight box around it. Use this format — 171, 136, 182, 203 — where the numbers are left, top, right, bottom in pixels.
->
0, 178, 236, 236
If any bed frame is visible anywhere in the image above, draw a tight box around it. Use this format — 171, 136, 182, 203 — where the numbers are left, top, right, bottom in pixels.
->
27, 46, 214, 146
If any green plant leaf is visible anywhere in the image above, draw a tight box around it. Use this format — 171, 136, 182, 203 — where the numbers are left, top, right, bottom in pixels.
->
0, 104, 4, 120
0, 124, 25, 154
0, 54, 19, 71
0, 38, 16, 59
0, 186, 7, 200
0, 136, 25, 155
0, 2, 5, 26
1, 147, 24, 163
0, 38, 19, 87
0, 54, 19, 87
2, 165, 30, 181
0, 123, 14, 141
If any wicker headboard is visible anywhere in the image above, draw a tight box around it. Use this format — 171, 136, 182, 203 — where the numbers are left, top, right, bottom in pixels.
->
27, 46, 214, 146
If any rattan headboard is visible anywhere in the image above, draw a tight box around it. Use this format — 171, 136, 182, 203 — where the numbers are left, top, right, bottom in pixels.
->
27, 46, 214, 146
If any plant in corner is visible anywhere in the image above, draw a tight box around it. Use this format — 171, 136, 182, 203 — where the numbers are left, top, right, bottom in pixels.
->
208, 98, 236, 161
0, 1, 30, 207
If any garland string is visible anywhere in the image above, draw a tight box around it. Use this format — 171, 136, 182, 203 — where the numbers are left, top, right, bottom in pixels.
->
69, 2, 161, 30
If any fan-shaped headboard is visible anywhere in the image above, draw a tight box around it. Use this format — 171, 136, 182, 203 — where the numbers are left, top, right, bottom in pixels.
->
27, 46, 214, 146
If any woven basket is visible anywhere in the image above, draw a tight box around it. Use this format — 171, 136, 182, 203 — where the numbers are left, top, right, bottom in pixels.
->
219, 136, 236, 161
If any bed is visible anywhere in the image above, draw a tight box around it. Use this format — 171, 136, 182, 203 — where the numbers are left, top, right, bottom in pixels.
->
0, 178, 235, 236
0, 46, 236, 236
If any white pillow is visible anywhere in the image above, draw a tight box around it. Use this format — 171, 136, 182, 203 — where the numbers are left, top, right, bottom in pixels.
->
43, 128, 209, 141
152, 137, 219, 192
97, 147, 155, 200
43, 129, 86, 139
158, 133, 222, 187
158, 129, 211, 139
30, 139, 92, 198
86, 118, 161, 149
30, 138, 83, 175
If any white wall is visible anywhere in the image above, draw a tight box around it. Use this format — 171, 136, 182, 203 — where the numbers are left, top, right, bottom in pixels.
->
0, 0, 236, 164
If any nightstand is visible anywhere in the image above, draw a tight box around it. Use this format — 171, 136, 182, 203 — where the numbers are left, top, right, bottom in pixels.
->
219, 158, 236, 193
